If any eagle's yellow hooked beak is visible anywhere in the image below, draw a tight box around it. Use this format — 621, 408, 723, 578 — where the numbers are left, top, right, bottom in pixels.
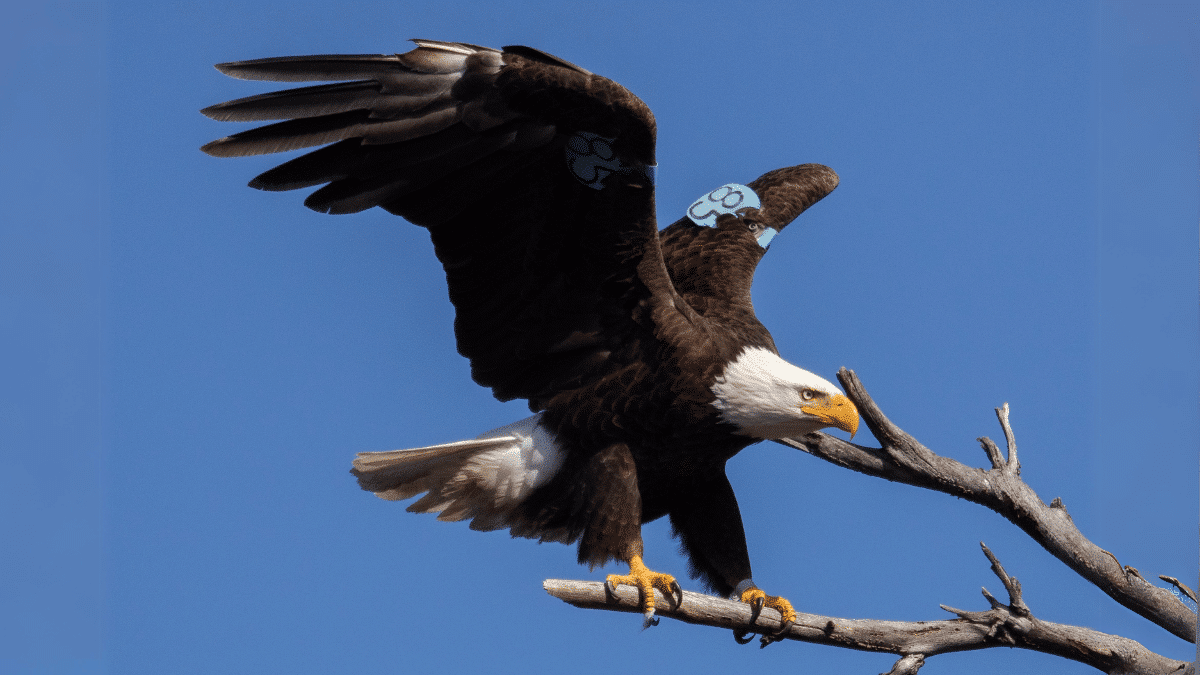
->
801, 393, 859, 438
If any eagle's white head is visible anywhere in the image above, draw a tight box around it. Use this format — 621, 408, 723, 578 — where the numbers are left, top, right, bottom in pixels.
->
710, 346, 859, 440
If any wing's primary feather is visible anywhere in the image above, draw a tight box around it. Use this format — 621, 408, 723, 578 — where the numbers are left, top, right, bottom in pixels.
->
746, 163, 839, 232
202, 40, 689, 409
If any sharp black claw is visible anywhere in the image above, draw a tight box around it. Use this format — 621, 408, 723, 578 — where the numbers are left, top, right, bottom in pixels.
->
749, 595, 765, 624
604, 579, 619, 597
758, 619, 794, 648
734, 595, 766, 645
642, 612, 660, 629
670, 580, 683, 607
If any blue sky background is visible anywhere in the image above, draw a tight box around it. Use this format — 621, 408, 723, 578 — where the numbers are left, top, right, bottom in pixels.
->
4, 1, 1197, 673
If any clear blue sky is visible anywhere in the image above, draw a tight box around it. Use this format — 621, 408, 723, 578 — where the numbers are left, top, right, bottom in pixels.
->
4, 1, 1197, 673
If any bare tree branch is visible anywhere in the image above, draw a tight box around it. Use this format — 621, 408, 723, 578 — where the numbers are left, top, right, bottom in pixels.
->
996, 402, 1019, 470
544, 543, 1189, 673
774, 368, 1197, 643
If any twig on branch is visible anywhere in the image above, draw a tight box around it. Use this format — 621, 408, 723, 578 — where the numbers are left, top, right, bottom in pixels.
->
996, 402, 1019, 472
981, 542, 1030, 618
774, 368, 1198, 643
884, 654, 926, 675
545, 544, 1189, 674
1159, 576, 1197, 605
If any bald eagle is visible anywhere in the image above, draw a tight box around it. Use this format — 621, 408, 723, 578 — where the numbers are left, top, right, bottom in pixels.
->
202, 39, 859, 641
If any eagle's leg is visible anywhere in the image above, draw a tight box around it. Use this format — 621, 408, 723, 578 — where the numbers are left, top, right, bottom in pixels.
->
572, 443, 682, 627
604, 547, 683, 628
668, 472, 795, 646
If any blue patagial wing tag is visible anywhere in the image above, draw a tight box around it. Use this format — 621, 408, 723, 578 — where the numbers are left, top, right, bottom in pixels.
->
565, 131, 655, 189
687, 183, 775, 248
756, 227, 778, 248
687, 183, 761, 227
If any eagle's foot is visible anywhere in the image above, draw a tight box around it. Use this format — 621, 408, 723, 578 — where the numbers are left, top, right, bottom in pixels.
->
605, 555, 682, 628
735, 587, 796, 648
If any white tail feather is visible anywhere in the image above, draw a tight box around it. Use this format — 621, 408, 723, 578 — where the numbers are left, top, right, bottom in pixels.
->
351, 414, 565, 533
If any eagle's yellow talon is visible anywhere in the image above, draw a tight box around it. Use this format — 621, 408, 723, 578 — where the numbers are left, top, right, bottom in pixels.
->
738, 587, 797, 645
605, 554, 680, 627
739, 587, 797, 625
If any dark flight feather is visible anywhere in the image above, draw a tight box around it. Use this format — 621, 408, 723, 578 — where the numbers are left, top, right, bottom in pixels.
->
201, 81, 414, 123
213, 52, 466, 82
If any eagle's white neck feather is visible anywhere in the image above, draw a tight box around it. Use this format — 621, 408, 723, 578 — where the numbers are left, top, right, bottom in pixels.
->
710, 346, 842, 439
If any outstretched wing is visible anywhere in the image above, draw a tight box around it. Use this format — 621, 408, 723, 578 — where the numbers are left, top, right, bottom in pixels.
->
202, 41, 686, 407
659, 164, 839, 333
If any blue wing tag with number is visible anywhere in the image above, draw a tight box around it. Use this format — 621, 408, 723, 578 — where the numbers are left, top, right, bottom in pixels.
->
687, 184, 776, 248
686, 183, 761, 227
565, 131, 655, 190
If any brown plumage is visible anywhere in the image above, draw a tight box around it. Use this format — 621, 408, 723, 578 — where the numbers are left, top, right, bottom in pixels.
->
203, 39, 854, 633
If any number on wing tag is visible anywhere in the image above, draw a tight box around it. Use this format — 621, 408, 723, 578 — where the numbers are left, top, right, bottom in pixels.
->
565, 132, 623, 190
565, 131, 656, 190
686, 183, 761, 228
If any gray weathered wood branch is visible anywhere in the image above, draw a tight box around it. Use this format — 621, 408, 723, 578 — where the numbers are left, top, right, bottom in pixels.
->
544, 543, 1190, 675
774, 368, 1196, 644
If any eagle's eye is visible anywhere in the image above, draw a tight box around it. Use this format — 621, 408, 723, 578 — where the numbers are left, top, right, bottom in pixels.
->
800, 389, 816, 401
746, 221, 762, 235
